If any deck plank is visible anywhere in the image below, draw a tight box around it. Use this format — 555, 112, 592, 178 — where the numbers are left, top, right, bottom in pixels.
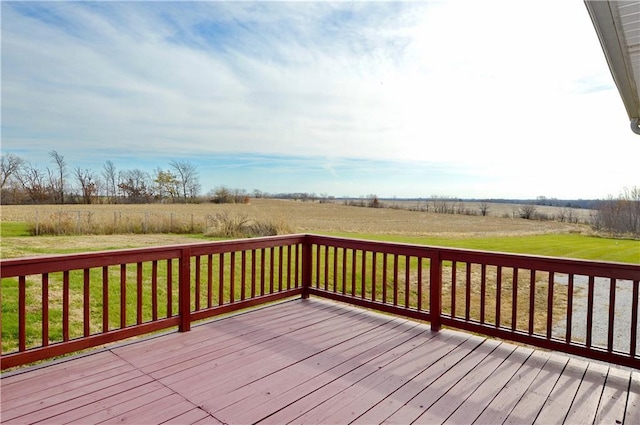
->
351, 333, 487, 425
1, 298, 636, 425
443, 346, 536, 424
625, 371, 640, 425
471, 349, 550, 424
503, 353, 570, 424
564, 361, 609, 424
594, 366, 632, 425
381, 338, 501, 424
533, 357, 590, 424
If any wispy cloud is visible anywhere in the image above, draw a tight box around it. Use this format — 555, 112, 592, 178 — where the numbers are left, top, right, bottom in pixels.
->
2, 0, 639, 199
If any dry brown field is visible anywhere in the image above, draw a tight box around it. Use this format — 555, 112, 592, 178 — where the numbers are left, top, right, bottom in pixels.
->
0, 200, 589, 259
0, 199, 587, 236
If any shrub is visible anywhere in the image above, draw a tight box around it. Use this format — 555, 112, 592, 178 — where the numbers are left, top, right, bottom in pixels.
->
204, 212, 292, 238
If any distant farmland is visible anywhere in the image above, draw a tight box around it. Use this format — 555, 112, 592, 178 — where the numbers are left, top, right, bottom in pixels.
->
0, 198, 589, 237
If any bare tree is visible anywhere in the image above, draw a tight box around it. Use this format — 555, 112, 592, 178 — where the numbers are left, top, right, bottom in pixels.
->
14, 162, 50, 203
169, 160, 200, 200
518, 203, 537, 220
49, 150, 67, 204
118, 169, 152, 203
478, 201, 490, 217
0, 153, 24, 190
74, 167, 98, 204
102, 160, 117, 203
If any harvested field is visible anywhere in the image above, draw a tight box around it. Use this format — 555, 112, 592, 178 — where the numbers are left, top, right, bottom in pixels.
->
0, 199, 587, 236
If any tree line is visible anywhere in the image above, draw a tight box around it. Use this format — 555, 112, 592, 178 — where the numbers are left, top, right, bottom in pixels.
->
1, 151, 201, 204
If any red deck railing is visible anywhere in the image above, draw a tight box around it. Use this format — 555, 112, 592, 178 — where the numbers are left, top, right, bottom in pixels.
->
1, 234, 639, 370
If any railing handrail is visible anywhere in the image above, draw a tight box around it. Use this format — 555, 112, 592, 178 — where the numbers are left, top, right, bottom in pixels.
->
2, 233, 639, 370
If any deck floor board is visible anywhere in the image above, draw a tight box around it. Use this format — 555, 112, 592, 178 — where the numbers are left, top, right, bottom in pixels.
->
2, 298, 637, 425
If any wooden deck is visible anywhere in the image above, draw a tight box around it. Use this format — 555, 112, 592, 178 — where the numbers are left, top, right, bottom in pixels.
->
1, 298, 638, 424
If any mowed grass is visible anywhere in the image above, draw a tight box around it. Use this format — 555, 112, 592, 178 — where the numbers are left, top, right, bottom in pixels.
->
327, 233, 640, 264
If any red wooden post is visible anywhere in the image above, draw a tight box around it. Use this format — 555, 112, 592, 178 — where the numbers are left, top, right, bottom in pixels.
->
429, 251, 442, 332
179, 247, 191, 332
301, 237, 313, 299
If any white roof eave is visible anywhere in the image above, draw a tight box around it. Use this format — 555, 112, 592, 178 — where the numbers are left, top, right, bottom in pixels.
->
585, 1, 640, 134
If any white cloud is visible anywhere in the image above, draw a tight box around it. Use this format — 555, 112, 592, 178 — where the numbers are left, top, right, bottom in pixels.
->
1, 0, 638, 199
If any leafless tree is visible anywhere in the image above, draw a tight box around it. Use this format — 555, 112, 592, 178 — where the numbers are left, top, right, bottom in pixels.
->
0, 153, 24, 190
169, 160, 200, 199
14, 162, 50, 203
74, 167, 97, 204
478, 202, 490, 217
49, 150, 67, 204
517, 203, 537, 220
102, 160, 117, 203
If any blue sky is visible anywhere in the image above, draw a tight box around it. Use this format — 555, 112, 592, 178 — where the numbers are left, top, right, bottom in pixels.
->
2, 0, 639, 199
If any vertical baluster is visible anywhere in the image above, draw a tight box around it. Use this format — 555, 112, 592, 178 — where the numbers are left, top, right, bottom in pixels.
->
324, 245, 329, 291
631, 280, 639, 358
103, 266, 109, 332
219, 253, 225, 305
167, 259, 173, 317
241, 251, 247, 300
207, 254, 213, 308
19, 276, 26, 351
382, 253, 388, 303
42, 273, 49, 346
278, 247, 283, 292
546, 271, 554, 339
495, 266, 502, 328
84, 269, 90, 336
342, 248, 347, 295
362, 251, 367, 299
511, 268, 519, 332
351, 249, 357, 297
451, 261, 457, 318
607, 278, 616, 352
566, 274, 574, 343
465, 263, 471, 321
528, 270, 536, 335
269, 247, 275, 293
152, 260, 158, 321
372, 252, 377, 302
287, 245, 292, 291
480, 264, 486, 324
404, 256, 410, 308
417, 257, 423, 311
316, 244, 321, 289
137, 262, 143, 325
393, 254, 398, 306
230, 252, 236, 303
586, 276, 595, 348
195, 256, 201, 311
63, 270, 70, 341
120, 265, 126, 329
260, 248, 266, 296
251, 250, 257, 298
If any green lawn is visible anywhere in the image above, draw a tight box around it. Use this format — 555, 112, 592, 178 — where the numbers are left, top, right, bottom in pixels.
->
324, 232, 640, 264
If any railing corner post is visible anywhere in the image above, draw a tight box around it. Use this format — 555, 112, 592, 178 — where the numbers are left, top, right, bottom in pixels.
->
179, 247, 192, 332
301, 236, 313, 299
430, 250, 442, 332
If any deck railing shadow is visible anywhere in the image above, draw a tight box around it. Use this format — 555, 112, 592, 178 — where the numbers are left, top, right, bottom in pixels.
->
1, 234, 639, 370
